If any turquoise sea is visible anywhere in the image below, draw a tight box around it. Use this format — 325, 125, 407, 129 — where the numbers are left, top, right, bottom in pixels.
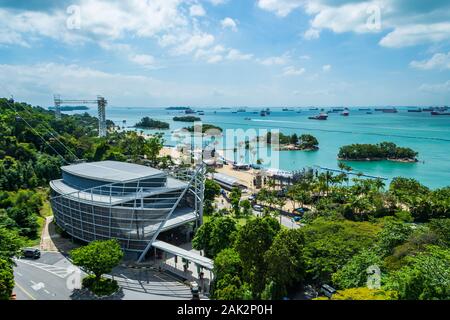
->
68, 107, 450, 189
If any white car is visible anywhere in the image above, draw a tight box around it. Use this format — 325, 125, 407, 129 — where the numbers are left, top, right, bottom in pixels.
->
253, 204, 262, 212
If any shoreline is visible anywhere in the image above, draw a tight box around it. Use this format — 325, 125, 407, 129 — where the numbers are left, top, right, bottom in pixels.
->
338, 157, 418, 163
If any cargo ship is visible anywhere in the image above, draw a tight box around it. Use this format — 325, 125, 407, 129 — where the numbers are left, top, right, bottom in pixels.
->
308, 113, 328, 120
431, 111, 450, 116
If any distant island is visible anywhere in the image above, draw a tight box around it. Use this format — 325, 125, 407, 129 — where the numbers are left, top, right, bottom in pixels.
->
267, 132, 319, 151
173, 116, 201, 122
166, 106, 191, 110
135, 117, 170, 130
338, 142, 418, 162
48, 106, 89, 111
184, 124, 223, 133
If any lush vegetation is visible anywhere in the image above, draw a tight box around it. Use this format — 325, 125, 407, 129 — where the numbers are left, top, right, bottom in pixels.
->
173, 116, 201, 122
70, 239, 123, 296
338, 142, 418, 162
184, 124, 223, 133
0, 98, 171, 299
267, 132, 319, 150
135, 117, 169, 129
194, 167, 450, 300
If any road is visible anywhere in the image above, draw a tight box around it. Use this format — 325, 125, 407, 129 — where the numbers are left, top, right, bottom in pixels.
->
13, 257, 74, 300
252, 209, 300, 229
13, 252, 194, 300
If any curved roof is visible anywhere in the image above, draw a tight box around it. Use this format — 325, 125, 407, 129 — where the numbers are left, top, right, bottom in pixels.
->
62, 161, 165, 183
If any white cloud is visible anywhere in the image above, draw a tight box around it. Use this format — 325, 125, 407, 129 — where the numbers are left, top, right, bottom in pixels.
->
410, 52, 450, 70
171, 33, 215, 55
129, 54, 157, 69
322, 64, 331, 72
195, 46, 253, 63
221, 17, 238, 32
303, 28, 320, 40
208, 0, 228, 5
419, 80, 450, 93
0, 62, 221, 106
299, 55, 311, 60
258, 0, 450, 48
226, 49, 253, 61
190, 4, 206, 17
257, 0, 304, 17
258, 53, 290, 66
282, 66, 305, 76
380, 23, 450, 48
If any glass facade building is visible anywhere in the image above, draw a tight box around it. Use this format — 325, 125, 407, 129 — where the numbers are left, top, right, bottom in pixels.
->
50, 161, 205, 261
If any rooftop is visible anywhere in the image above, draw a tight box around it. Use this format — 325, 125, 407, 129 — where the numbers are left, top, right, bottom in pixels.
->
61, 161, 165, 183
50, 177, 188, 205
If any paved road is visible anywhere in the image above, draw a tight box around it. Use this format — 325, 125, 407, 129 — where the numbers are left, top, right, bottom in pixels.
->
252, 209, 300, 229
13, 252, 194, 300
13, 258, 73, 300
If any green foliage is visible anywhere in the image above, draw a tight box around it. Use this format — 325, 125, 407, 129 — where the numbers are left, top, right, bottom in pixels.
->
264, 229, 306, 298
82, 275, 119, 297
300, 218, 380, 283
135, 117, 169, 129
235, 217, 280, 297
229, 187, 242, 217
327, 288, 398, 300
429, 219, 450, 246
0, 227, 24, 261
204, 179, 221, 215
332, 249, 383, 289
377, 219, 413, 257
240, 200, 252, 216
338, 141, 418, 161
193, 216, 237, 258
70, 239, 123, 280
0, 258, 15, 300
389, 177, 430, 204
214, 248, 242, 279
213, 274, 252, 300
184, 124, 223, 133
384, 246, 450, 300
173, 116, 201, 122
299, 134, 319, 150
0, 190, 43, 238
409, 187, 450, 222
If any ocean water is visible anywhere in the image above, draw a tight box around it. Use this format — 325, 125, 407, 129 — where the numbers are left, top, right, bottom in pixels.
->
67, 107, 450, 189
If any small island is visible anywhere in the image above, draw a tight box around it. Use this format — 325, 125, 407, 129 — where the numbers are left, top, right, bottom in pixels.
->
135, 117, 170, 130
267, 132, 319, 151
338, 142, 418, 162
166, 106, 191, 110
184, 124, 223, 133
49, 105, 89, 111
173, 116, 201, 122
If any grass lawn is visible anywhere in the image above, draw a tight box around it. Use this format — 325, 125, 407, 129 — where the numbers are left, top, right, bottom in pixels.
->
203, 215, 250, 227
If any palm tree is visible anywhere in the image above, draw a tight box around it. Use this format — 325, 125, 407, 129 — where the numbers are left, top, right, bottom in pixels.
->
275, 197, 286, 224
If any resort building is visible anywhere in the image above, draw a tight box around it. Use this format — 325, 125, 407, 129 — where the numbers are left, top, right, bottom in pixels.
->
49, 161, 206, 263
211, 172, 247, 191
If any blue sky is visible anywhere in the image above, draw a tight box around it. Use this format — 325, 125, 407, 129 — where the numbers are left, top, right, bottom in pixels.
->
0, 0, 449, 107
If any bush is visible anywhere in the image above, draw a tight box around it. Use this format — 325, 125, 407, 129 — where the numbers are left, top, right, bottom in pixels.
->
82, 275, 119, 297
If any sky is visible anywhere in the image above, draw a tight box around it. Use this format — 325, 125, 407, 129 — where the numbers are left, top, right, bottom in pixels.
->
0, 0, 450, 108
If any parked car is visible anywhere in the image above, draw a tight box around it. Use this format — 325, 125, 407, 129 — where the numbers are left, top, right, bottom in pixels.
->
22, 248, 40, 259
248, 195, 256, 202
293, 207, 310, 215
253, 204, 263, 212
320, 284, 336, 298
293, 216, 301, 222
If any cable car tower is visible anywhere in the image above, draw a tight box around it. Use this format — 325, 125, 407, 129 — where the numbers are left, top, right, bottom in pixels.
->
53, 95, 108, 137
